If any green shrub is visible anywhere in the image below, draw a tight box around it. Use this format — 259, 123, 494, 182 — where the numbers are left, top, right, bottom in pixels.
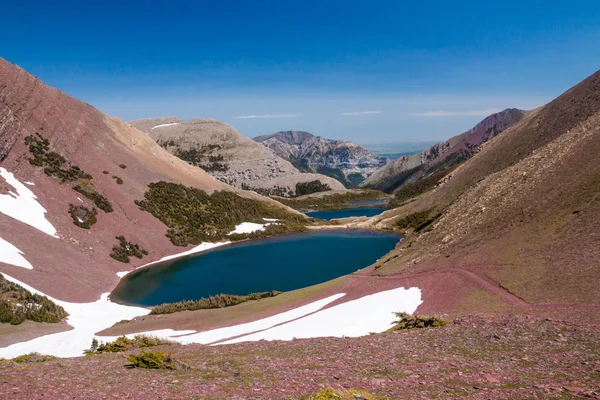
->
394, 209, 440, 233
68, 204, 98, 229
0, 275, 68, 325
305, 387, 381, 400
389, 312, 447, 330
102, 170, 109, 174
85, 335, 175, 355
295, 180, 332, 196
135, 181, 304, 246
150, 291, 282, 315
119, 164, 127, 169
110, 236, 148, 263
12, 353, 57, 363
241, 183, 293, 198
72, 181, 113, 212
125, 351, 190, 370
24, 133, 92, 183
112, 176, 124, 184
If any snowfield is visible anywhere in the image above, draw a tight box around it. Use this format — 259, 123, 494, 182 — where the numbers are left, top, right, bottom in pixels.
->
151, 122, 180, 130
0, 237, 33, 270
228, 222, 268, 235
221, 287, 422, 344
0, 273, 150, 358
0, 168, 58, 237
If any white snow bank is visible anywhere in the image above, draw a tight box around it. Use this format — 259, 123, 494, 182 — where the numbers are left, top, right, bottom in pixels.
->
116, 271, 130, 278
228, 222, 267, 235
0, 237, 33, 269
221, 287, 422, 344
162, 293, 346, 345
0, 273, 150, 358
139, 241, 230, 269
151, 122, 180, 130
0, 168, 58, 238
0, 241, 232, 357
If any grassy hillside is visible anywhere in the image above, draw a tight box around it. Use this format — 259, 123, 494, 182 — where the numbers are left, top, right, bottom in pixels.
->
373, 70, 600, 306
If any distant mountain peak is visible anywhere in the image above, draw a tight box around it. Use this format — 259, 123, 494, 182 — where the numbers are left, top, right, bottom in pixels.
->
253, 130, 388, 188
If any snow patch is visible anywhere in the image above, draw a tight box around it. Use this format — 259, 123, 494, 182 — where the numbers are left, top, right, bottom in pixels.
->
263, 218, 279, 222
139, 242, 230, 269
0, 273, 149, 358
228, 222, 267, 235
151, 122, 180, 130
221, 287, 422, 344
160, 293, 346, 345
0, 237, 33, 269
116, 271, 130, 278
24, 181, 35, 186
0, 168, 58, 238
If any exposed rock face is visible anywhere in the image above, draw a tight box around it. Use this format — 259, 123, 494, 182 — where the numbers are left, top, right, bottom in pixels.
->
0, 57, 299, 302
361, 108, 528, 192
253, 131, 388, 188
130, 119, 345, 196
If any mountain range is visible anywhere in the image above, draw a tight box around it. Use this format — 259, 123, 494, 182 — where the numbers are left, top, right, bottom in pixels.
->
130, 118, 345, 197
254, 131, 388, 188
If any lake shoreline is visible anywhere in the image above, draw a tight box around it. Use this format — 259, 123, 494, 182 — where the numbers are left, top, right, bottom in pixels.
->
111, 229, 401, 307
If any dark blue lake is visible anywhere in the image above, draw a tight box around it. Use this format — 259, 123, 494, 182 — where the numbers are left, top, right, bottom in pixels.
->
112, 230, 399, 306
306, 207, 386, 220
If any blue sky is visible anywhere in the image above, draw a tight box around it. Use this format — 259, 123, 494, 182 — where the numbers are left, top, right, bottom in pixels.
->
2, 0, 599, 143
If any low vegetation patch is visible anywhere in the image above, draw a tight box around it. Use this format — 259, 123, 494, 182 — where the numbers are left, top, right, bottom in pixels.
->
72, 181, 113, 212
241, 183, 294, 198
119, 164, 127, 169
109, 235, 148, 263
0, 275, 68, 325
391, 166, 458, 205
68, 204, 97, 229
304, 387, 382, 400
394, 208, 440, 233
295, 180, 332, 196
25, 133, 114, 213
85, 335, 175, 355
25, 133, 92, 182
135, 181, 304, 246
158, 141, 229, 172
150, 290, 282, 315
279, 190, 386, 211
112, 175, 123, 184
12, 353, 57, 363
125, 351, 190, 370
389, 312, 447, 330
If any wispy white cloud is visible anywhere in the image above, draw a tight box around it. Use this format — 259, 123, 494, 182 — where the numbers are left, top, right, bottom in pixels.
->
341, 110, 381, 116
232, 113, 302, 119
410, 108, 501, 117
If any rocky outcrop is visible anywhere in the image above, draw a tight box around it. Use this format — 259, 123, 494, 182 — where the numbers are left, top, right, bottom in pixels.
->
131, 118, 345, 196
253, 131, 388, 188
361, 108, 528, 192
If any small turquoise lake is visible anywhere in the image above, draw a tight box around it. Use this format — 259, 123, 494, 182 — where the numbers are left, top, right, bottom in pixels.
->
306, 207, 386, 220
112, 230, 399, 306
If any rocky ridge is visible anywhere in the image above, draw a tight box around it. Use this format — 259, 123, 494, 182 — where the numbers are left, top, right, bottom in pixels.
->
361, 108, 527, 192
130, 119, 345, 196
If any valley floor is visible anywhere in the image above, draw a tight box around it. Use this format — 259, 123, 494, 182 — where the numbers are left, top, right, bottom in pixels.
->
1, 314, 598, 399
